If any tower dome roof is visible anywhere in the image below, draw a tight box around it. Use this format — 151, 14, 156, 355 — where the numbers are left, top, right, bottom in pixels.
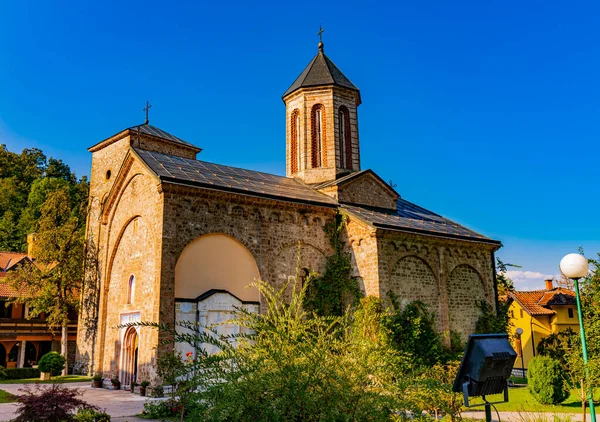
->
282, 48, 360, 101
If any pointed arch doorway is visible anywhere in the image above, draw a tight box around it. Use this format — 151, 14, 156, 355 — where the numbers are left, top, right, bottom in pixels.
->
120, 326, 139, 388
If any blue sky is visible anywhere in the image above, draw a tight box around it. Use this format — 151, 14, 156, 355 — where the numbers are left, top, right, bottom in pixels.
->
1, 1, 599, 290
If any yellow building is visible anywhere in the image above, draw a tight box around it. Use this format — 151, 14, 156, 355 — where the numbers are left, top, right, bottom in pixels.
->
507, 279, 579, 376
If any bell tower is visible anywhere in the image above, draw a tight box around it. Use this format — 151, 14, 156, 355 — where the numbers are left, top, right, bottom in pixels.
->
283, 37, 361, 185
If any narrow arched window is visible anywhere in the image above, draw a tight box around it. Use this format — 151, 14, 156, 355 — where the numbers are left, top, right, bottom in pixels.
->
127, 275, 135, 304
338, 106, 352, 170
291, 109, 300, 173
311, 104, 325, 168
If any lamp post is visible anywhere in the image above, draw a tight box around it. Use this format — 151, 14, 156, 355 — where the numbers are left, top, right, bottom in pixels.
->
560, 253, 596, 422
516, 327, 525, 378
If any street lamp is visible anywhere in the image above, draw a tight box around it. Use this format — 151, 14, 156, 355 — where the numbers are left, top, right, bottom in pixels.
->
560, 253, 596, 422
515, 327, 525, 378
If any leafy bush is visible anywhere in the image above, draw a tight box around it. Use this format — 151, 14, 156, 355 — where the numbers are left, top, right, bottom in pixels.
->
127, 278, 412, 421
383, 292, 460, 366
528, 356, 570, 404
38, 352, 66, 376
3, 367, 40, 380
74, 408, 110, 422
142, 399, 182, 419
14, 384, 97, 422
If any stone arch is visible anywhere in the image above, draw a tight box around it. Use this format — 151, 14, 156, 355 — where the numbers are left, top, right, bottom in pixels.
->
447, 264, 486, 339
103, 172, 144, 225
105, 215, 142, 298
174, 233, 260, 303
388, 255, 440, 323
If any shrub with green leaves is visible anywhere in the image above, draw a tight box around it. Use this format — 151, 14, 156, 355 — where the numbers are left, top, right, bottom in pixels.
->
74, 408, 111, 422
38, 352, 66, 376
528, 356, 570, 404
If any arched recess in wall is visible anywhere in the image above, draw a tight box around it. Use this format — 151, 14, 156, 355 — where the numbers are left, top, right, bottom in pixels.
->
290, 109, 301, 174
388, 255, 440, 325
311, 104, 326, 168
338, 106, 352, 170
174, 233, 260, 303
447, 264, 487, 339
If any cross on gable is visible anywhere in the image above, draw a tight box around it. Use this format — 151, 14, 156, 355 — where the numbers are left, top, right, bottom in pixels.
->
143, 101, 152, 124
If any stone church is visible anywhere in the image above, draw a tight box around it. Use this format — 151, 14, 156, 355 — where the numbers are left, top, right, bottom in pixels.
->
75, 41, 501, 383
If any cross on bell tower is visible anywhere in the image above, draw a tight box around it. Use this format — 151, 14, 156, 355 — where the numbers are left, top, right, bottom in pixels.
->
317, 25, 324, 51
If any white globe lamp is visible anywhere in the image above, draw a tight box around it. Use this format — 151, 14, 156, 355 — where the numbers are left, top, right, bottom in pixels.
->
560, 253, 589, 279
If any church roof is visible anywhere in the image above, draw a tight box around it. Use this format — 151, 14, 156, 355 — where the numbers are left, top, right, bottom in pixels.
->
89, 123, 201, 153
129, 124, 199, 149
341, 199, 501, 245
132, 149, 498, 244
282, 48, 360, 99
134, 148, 338, 208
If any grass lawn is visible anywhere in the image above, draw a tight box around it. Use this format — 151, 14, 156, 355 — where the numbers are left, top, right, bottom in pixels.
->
468, 386, 598, 413
0, 389, 16, 403
0, 375, 92, 384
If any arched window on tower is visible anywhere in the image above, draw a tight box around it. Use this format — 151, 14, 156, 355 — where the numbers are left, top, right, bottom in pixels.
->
291, 109, 300, 173
127, 275, 135, 304
311, 104, 325, 168
338, 106, 352, 170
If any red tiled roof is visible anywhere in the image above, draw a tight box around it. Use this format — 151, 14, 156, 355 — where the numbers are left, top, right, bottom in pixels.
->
0, 252, 28, 271
509, 288, 576, 316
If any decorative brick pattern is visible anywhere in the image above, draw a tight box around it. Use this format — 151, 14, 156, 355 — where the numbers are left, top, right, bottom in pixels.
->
290, 109, 300, 174
338, 106, 352, 170
389, 255, 440, 321
311, 104, 326, 168
448, 264, 487, 339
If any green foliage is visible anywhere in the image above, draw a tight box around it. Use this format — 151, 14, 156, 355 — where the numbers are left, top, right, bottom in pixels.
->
142, 399, 185, 419
91, 374, 102, 382
474, 299, 512, 334
128, 276, 412, 421
3, 368, 40, 380
528, 356, 570, 405
496, 258, 520, 296
536, 328, 577, 368
407, 361, 463, 421
0, 144, 85, 252
303, 213, 362, 316
383, 292, 460, 366
38, 352, 66, 376
74, 408, 111, 422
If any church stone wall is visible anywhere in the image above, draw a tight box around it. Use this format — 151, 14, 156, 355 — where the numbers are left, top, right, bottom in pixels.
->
342, 215, 379, 296
336, 175, 398, 210
76, 137, 135, 374
157, 185, 337, 344
332, 87, 360, 171
376, 231, 496, 340
448, 264, 488, 339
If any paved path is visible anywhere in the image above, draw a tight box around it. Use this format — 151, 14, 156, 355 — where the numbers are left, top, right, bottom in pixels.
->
0, 382, 158, 421
463, 410, 589, 421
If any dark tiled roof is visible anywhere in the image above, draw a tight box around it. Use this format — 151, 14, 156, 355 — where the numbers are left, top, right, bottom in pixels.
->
510, 288, 576, 316
283, 49, 359, 98
312, 170, 369, 189
134, 149, 337, 207
341, 198, 500, 244
129, 124, 200, 150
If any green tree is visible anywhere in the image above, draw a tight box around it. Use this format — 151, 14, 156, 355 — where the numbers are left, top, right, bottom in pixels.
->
6, 184, 88, 375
